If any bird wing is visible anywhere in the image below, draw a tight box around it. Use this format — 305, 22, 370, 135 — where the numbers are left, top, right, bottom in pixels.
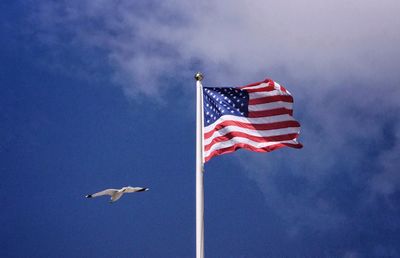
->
124, 187, 148, 193
110, 192, 124, 202
91, 189, 119, 197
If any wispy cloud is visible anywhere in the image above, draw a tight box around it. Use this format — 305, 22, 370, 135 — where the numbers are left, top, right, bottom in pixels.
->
34, 0, 400, 93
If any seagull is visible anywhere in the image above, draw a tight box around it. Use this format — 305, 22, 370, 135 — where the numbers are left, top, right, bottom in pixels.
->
85, 186, 149, 203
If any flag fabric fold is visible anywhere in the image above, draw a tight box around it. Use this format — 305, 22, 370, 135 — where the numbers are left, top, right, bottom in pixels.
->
203, 78, 302, 162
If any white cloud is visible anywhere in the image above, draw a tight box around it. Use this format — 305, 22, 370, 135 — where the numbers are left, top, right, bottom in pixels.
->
34, 0, 400, 92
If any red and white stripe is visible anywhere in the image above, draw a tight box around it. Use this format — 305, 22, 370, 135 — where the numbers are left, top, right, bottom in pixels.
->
203, 79, 302, 162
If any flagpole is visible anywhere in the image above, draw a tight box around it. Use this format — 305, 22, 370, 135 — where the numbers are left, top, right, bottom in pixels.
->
195, 72, 204, 258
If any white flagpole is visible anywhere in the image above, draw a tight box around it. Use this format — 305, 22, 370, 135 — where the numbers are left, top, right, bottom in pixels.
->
195, 72, 204, 258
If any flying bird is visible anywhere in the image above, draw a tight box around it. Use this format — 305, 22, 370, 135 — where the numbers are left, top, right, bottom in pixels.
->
85, 186, 149, 203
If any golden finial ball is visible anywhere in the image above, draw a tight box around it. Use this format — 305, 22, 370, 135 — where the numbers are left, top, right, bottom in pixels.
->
194, 72, 203, 81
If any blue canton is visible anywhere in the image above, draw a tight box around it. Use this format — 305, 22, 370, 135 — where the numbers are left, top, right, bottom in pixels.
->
203, 87, 249, 126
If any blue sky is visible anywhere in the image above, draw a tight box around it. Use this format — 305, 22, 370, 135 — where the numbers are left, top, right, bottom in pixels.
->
1, 1, 400, 257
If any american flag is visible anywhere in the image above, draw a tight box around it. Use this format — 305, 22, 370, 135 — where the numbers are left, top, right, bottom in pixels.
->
203, 78, 302, 162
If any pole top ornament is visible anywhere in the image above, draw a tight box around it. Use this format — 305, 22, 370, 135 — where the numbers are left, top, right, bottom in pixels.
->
194, 72, 203, 81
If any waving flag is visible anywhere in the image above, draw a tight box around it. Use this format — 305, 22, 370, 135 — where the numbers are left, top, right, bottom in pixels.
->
203, 78, 302, 162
